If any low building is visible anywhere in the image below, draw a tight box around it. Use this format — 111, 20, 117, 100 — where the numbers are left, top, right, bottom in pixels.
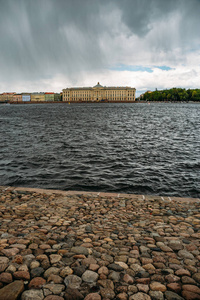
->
54, 93, 62, 101
31, 93, 45, 102
13, 94, 22, 102
0, 93, 16, 102
62, 82, 136, 102
22, 93, 31, 102
45, 92, 54, 101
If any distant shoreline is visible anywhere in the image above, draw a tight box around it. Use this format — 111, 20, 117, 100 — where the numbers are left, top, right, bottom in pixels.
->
0, 100, 200, 104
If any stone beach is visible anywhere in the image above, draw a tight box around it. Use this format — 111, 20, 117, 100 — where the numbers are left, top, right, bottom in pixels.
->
0, 186, 200, 300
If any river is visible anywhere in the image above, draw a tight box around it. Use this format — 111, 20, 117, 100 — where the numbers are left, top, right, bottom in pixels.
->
0, 103, 199, 197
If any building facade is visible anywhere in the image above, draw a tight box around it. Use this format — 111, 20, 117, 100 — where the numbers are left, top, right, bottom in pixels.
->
62, 82, 136, 102
45, 93, 54, 101
54, 93, 62, 101
0, 93, 16, 102
31, 93, 45, 102
22, 93, 31, 102
13, 94, 22, 102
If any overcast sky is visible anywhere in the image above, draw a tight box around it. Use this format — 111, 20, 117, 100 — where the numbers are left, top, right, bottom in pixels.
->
0, 0, 200, 96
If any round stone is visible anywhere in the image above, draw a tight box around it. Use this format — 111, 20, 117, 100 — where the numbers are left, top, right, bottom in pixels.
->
165, 291, 184, 300
150, 282, 167, 292
0, 272, 12, 283
28, 277, 46, 289
178, 250, 194, 260
21, 289, 44, 300
64, 275, 82, 289
84, 293, 101, 300
44, 267, 60, 279
82, 270, 99, 283
129, 292, 151, 300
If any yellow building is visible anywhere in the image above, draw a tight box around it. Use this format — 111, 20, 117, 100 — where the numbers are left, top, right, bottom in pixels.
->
31, 93, 45, 102
0, 93, 16, 102
62, 82, 136, 102
13, 94, 22, 102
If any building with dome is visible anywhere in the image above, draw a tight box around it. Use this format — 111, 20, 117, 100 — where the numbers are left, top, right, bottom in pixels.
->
62, 83, 136, 102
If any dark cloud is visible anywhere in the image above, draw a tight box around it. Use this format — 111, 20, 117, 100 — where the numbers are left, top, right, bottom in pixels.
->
0, 0, 200, 89
0, 0, 111, 81
115, 0, 200, 44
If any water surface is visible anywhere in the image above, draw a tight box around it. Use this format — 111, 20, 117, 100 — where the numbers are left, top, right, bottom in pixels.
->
0, 103, 199, 197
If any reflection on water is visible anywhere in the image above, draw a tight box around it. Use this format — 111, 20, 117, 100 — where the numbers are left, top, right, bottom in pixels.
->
0, 103, 200, 197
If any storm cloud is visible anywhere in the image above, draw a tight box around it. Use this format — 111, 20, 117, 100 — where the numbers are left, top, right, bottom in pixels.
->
0, 0, 200, 95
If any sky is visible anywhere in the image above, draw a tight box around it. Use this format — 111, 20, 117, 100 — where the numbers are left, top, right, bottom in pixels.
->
0, 0, 200, 97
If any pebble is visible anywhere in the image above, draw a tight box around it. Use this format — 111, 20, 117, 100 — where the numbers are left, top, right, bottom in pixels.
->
150, 282, 167, 292
165, 291, 184, 300
82, 270, 99, 283
31, 267, 45, 278
64, 287, 84, 299
100, 287, 115, 299
44, 296, 64, 300
21, 289, 44, 300
130, 292, 151, 300
29, 277, 46, 289
64, 275, 82, 289
84, 293, 101, 300
0, 187, 200, 298
178, 250, 195, 260
149, 290, 164, 300
44, 267, 60, 279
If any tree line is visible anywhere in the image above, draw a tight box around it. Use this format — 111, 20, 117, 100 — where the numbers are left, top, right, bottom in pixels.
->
140, 88, 200, 102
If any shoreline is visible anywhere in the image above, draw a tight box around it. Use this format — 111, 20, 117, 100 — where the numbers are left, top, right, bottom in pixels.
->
1, 185, 200, 203
1, 101, 200, 104
0, 185, 200, 299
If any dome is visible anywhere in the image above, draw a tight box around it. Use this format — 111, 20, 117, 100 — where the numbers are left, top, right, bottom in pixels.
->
93, 82, 103, 88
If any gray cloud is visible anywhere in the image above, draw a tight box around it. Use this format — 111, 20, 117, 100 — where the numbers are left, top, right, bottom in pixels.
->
0, 0, 200, 91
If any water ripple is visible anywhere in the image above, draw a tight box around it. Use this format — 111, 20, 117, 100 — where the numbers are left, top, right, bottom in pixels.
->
0, 103, 200, 197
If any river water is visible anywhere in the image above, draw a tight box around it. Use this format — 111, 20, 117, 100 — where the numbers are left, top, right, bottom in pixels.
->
0, 103, 199, 198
